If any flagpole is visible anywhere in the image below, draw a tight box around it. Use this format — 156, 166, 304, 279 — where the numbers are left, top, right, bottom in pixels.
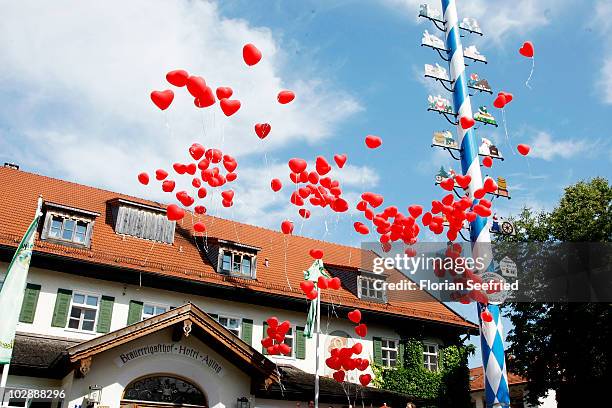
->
0, 196, 42, 407
314, 282, 321, 408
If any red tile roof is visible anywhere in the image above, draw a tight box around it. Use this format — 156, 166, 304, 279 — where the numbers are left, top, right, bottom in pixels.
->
469, 367, 527, 391
0, 166, 476, 329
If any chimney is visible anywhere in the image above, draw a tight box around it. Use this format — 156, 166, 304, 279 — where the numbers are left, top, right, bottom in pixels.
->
4, 162, 19, 170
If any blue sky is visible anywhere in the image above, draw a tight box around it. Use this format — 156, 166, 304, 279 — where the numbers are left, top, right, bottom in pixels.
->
1, 0, 611, 367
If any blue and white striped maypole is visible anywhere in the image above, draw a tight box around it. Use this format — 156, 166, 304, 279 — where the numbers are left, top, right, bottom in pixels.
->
440, 0, 510, 406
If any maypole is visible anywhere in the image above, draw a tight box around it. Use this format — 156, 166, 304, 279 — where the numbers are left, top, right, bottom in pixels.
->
439, 0, 510, 406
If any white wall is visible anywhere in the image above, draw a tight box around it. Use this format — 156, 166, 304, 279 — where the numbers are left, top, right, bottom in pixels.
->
5, 263, 443, 385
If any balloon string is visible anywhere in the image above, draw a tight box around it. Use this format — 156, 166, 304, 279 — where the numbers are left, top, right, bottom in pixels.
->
525, 57, 535, 89
283, 235, 293, 291
501, 109, 516, 156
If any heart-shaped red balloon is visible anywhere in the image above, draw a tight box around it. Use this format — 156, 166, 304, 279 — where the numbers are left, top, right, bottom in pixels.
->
455, 174, 472, 189
186, 76, 207, 98
298, 208, 311, 219
162, 180, 176, 193
223, 159, 238, 173
226, 172, 237, 182
317, 276, 328, 289
220, 99, 241, 116
365, 135, 382, 149
166, 69, 189, 87
352, 342, 363, 355
482, 156, 493, 168
483, 177, 498, 193
408, 205, 423, 218
347, 309, 362, 324
243, 43, 262, 66
481, 309, 493, 322
460, 116, 475, 130
137, 172, 149, 185
278, 343, 292, 356
277, 90, 295, 104
333, 154, 347, 168
288, 158, 307, 174
466, 211, 477, 222
270, 178, 282, 192
493, 94, 507, 109
333, 370, 345, 383
306, 289, 318, 300
216, 87, 233, 100
193, 222, 206, 233
517, 143, 530, 156
501, 92, 513, 103
189, 143, 206, 161
315, 156, 332, 176
328, 277, 342, 290
194, 205, 206, 215
185, 163, 197, 175
354, 323, 367, 337
519, 41, 534, 58
255, 123, 271, 139
221, 190, 234, 202
440, 178, 455, 191
331, 198, 349, 213
359, 374, 372, 387
281, 220, 294, 234
155, 169, 168, 180
150, 90, 174, 110
194, 87, 216, 108
166, 204, 185, 221
309, 248, 324, 259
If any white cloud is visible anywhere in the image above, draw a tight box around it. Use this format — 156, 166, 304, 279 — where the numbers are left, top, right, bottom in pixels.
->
527, 131, 596, 161
0, 0, 362, 205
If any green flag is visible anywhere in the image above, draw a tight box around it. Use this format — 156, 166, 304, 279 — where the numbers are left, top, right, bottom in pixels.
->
0, 210, 41, 364
303, 260, 328, 338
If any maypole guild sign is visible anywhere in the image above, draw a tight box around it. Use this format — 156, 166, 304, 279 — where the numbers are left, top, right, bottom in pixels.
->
421, 30, 446, 50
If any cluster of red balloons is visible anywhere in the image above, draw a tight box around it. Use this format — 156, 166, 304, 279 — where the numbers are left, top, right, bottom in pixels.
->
260, 317, 292, 356
493, 91, 513, 109
137, 142, 239, 228
274, 155, 349, 233
299, 275, 342, 300
325, 309, 370, 386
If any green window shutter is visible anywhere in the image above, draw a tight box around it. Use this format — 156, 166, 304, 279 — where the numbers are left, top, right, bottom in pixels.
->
51, 289, 73, 327
296, 326, 306, 360
126, 300, 144, 325
19, 283, 41, 323
241, 319, 253, 345
262, 321, 269, 355
397, 340, 406, 367
373, 337, 383, 366
96, 296, 115, 333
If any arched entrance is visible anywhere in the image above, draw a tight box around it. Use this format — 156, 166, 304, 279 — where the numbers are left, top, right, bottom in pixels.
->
120, 374, 208, 408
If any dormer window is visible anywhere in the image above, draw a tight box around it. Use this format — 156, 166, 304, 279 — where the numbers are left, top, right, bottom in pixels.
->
216, 240, 259, 279
41, 202, 98, 248
109, 199, 175, 244
358, 275, 387, 303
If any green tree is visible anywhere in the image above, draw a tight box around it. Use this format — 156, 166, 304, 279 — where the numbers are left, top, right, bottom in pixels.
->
503, 177, 612, 407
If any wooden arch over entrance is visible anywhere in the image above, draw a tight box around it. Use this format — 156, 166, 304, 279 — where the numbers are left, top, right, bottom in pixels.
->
120, 374, 208, 408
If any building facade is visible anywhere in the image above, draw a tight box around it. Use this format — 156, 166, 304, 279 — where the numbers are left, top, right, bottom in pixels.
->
0, 166, 477, 408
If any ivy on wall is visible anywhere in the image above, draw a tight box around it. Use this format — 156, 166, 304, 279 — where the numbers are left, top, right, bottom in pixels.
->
372, 339, 475, 408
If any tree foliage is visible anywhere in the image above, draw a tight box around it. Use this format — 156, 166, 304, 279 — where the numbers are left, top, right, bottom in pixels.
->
502, 177, 612, 406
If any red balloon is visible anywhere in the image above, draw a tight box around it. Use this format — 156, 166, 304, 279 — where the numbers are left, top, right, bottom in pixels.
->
194, 87, 216, 108
281, 220, 294, 234
481, 310, 493, 323
357, 358, 369, 371
519, 41, 534, 58
271, 178, 282, 192
309, 249, 324, 259
493, 94, 507, 109
186, 76, 207, 98
333, 154, 347, 168
277, 90, 295, 104
359, 374, 372, 387
254, 123, 271, 139
328, 277, 341, 290
317, 276, 328, 289
333, 370, 345, 383
166, 69, 189, 87
137, 172, 149, 185
150, 90, 174, 110
299, 208, 311, 219
517, 144, 530, 156
460, 116, 475, 130
223, 159, 238, 173
482, 156, 493, 168
261, 337, 274, 348
221, 190, 234, 202
361, 192, 384, 208
226, 172, 237, 182
408, 205, 423, 218
326, 357, 342, 370
440, 178, 455, 191
243, 43, 262, 66
185, 163, 197, 175
352, 342, 363, 355
483, 177, 498, 193
192, 178, 201, 188
166, 204, 185, 221
306, 289, 318, 300
162, 180, 176, 193
278, 343, 292, 356
347, 309, 361, 324
189, 143, 206, 161
354, 323, 367, 338
315, 156, 332, 176
364, 135, 382, 149
455, 174, 471, 189
216, 87, 233, 100
194, 205, 206, 214
501, 92, 514, 103
288, 158, 307, 174
220, 99, 241, 116
331, 198, 349, 213
155, 169, 168, 180
193, 222, 206, 233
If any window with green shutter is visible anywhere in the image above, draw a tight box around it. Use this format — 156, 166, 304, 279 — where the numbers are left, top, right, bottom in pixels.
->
262, 321, 269, 355
295, 326, 306, 360
127, 300, 144, 325
96, 296, 115, 333
373, 337, 383, 366
51, 288, 72, 327
241, 319, 253, 345
19, 283, 41, 324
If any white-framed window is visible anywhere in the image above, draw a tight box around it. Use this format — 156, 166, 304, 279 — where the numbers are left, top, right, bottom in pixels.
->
48, 215, 89, 244
68, 292, 99, 331
423, 342, 439, 371
358, 276, 386, 301
221, 250, 255, 278
381, 339, 398, 367
215, 315, 241, 337
142, 303, 168, 320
